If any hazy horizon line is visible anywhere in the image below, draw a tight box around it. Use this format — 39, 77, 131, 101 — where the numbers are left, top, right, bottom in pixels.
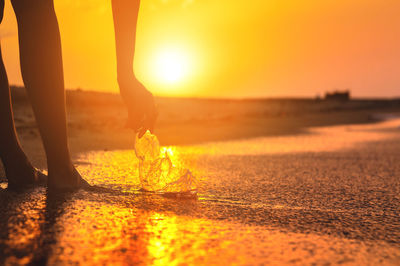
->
10, 84, 400, 101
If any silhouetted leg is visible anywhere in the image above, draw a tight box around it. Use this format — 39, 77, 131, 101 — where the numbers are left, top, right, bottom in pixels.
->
0, 45, 45, 188
0, 0, 46, 188
11, 0, 88, 189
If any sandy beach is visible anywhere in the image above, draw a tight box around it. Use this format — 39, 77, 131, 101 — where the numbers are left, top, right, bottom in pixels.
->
1, 88, 400, 264
6, 87, 400, 165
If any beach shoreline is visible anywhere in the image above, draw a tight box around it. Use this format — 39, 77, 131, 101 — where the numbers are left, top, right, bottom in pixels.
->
2, 86, 400, 173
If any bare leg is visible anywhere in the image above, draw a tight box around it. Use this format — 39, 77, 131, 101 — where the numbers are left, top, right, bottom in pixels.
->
11, 0, 88, 190
0, 44, 45, 188
0, 0, 45, 189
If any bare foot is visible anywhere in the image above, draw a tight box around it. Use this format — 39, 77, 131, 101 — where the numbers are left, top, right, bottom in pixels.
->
47, 166, 91, 191
4, 159, 47, 190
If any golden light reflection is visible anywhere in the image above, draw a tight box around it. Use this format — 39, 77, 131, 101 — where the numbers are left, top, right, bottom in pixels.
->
160, 147, 174, 159
76, 143, 203, 194
50, 200, 237, 265
2, 189, 397, 265
77, 150, 141, 192
196, 119, 400, 156
145, 213, 178, 266
47, 199, 395, 265
4, 193, 46, 265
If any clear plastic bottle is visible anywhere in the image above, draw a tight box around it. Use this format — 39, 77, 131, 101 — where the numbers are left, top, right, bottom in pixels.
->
134, 131, 197, 194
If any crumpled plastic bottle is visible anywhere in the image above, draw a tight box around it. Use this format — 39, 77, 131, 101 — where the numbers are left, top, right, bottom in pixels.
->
134, 131, 197, 194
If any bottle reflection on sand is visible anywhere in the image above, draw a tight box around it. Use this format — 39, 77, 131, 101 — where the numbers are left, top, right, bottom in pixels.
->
134, 131, 198, 195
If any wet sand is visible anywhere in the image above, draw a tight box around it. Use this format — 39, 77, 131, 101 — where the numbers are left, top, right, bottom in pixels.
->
1, 117, 399, 265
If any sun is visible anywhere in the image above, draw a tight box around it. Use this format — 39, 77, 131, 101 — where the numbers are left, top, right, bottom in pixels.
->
140, 45, 199, 95
153, 49, 190, 84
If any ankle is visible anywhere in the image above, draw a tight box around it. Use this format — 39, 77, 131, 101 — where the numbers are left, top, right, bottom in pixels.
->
47, 164, 87, 190
47, 162, 75, 176
46, 152, 75, 175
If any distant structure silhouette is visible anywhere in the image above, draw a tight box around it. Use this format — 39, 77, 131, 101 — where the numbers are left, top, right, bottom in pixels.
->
325, 90, 350, 101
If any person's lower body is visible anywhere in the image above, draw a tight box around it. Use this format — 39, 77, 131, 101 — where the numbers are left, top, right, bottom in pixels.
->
0, 0, 89, 190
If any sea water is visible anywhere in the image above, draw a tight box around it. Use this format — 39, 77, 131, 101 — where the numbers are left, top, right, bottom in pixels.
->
134, 131, 198, 194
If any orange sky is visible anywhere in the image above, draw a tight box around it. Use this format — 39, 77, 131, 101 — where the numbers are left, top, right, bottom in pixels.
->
0, 0, 399, 98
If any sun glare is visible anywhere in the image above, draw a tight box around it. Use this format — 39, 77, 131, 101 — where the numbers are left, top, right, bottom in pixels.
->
140, 45, 201, 96
153, 49, 190, 85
